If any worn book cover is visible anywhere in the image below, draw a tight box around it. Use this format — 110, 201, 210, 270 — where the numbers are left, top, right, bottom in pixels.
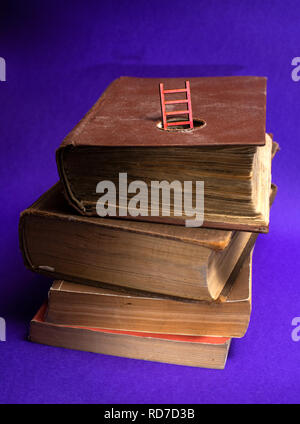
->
46, 252, 254, 338
56, 77, 275, 233
30, 303, 231, 369
19, 183, 259, 301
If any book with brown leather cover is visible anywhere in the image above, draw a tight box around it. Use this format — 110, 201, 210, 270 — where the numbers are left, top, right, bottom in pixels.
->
56, 76, 274, 232
45, 252, 254, 338
19, 183, 254, 301
58, 76, 267, 148
19, 182, 277, 301
30, 302, 231, 369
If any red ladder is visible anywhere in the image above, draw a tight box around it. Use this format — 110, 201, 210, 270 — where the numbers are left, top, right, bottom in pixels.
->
159, 80, 193, 130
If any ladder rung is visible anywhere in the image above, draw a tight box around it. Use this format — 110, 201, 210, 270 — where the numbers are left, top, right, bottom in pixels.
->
166, 110, 189, 116
167, 121, 191, 126
164, 88, 187, 94
165, 99, 188, 105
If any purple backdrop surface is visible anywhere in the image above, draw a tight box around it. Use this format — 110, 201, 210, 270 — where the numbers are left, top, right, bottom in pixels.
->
0, 0, 298, 404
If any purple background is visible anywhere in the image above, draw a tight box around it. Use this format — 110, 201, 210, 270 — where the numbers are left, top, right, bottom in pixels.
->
0, 0, 298, 404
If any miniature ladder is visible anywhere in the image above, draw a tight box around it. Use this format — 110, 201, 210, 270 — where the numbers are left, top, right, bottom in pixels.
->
159, 80, 193, 130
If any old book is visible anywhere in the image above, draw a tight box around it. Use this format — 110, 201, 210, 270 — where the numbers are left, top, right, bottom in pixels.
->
56, 76, 273, 232
30, 303, 231, 369
45, 253, 253, 338
19, 183, 256, 301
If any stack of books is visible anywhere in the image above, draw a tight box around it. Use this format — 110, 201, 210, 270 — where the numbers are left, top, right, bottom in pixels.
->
19, 76, 278, 369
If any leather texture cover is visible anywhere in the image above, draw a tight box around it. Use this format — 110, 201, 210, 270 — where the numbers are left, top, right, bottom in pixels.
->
58, 76, 267, 148
19, 182, 234, 252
